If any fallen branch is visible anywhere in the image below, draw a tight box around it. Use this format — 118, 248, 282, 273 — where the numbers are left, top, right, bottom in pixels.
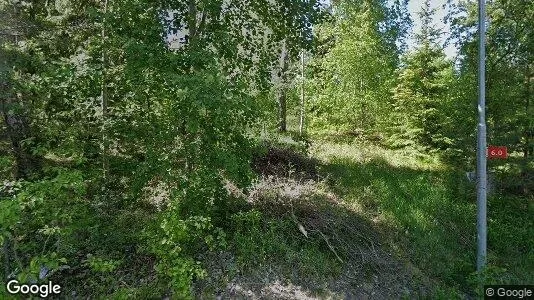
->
317, 229, 344, 264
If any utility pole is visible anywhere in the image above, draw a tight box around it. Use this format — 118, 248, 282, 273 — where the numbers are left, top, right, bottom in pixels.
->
476, 0, 487, 273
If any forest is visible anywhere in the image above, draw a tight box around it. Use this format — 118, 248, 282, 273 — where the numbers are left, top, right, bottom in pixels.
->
0, 0, 532, 298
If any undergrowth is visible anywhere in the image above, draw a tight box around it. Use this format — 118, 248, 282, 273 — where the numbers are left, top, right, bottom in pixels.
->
2, 131, 530, 298
310, 135, 533, 297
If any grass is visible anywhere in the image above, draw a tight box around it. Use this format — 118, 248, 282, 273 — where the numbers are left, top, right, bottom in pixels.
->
195, 134, 436, 298
231, 210, 342, 286
194, 179, 347, 298
310, 136, 533, 296
4, 129, 529, 298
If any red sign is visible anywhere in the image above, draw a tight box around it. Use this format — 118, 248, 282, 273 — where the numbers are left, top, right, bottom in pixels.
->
487, 146, 508, 159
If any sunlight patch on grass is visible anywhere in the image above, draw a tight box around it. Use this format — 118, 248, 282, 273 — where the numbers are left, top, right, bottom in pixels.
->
311, 138, 533, 295
310, 140, 443, 171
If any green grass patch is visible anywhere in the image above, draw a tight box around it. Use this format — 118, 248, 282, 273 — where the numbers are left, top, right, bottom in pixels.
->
229, 208, 343, 291
311, 139, 533, 295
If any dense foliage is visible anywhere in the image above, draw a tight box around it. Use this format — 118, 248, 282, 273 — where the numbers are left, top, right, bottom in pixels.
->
1, 0, 531, 298
1, 0, 323, 297
308, 0, 409, 135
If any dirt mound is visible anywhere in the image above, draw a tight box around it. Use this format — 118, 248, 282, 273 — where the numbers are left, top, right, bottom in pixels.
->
252, 146, 319, 180
195, 176, 432, 299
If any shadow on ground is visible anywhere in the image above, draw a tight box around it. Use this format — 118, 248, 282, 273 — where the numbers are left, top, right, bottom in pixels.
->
321, 156, 477, 290
195, 159, 434, 298
194, 141, 532, 299
320, 149, 533, 294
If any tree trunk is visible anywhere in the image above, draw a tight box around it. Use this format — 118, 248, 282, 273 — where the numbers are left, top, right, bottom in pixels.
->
1, 7, 42, 179
278, 89, 287, 132
1, 83, 41, 283
3, 238, 9, 279
186, 0, 206, 44
187, 0, 197, 39
277, 41, 289, 133
523, 66, 532, 160
1, 88, 41, 179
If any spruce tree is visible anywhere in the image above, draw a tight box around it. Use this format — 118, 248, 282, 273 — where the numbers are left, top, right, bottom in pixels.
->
392, 0, 453, 149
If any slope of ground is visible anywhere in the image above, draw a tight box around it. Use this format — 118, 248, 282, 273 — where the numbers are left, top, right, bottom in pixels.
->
311, 138, 532, 293
195, 175, 433, 299
194, 135, 532, 299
